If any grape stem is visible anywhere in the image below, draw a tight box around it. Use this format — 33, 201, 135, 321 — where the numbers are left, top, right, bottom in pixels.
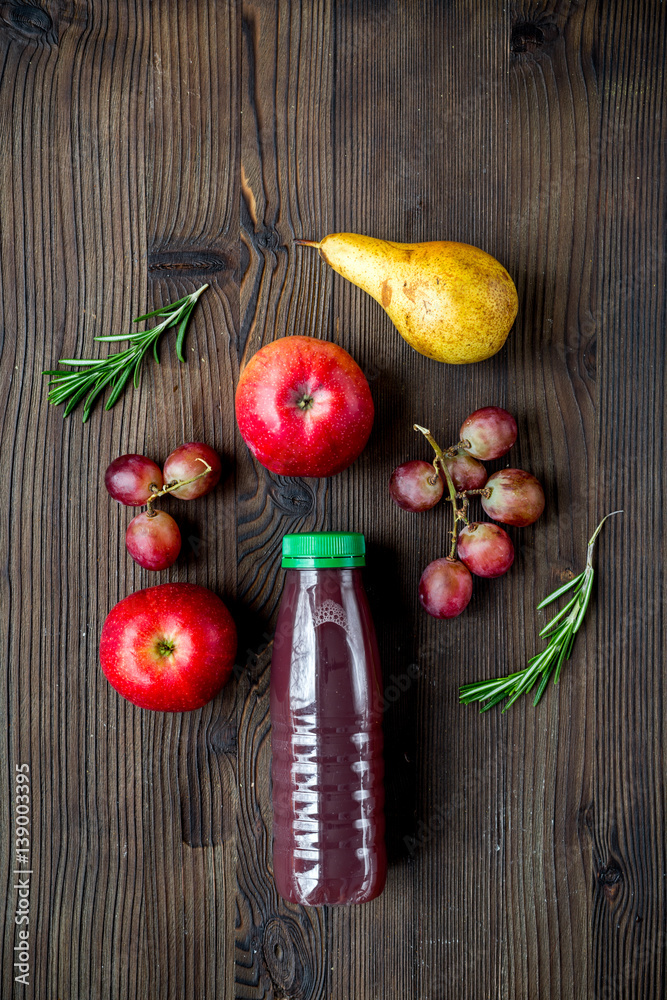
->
414, 424, 467, 558
444, 440, 471, 458
458, 487, 491, 499
145, 457, 212, 516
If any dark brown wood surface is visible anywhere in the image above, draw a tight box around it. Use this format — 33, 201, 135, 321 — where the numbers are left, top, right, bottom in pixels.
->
0, 1, 665, 997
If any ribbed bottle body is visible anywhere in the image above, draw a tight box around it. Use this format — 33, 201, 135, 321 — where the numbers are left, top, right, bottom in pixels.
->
270, 568, 386, 906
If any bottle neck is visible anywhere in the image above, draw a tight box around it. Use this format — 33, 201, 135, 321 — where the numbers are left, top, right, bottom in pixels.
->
284, 566, 362, 584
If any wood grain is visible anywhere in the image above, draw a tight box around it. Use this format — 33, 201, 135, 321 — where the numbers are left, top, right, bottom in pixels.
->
503, 4, 599, 997
593, 1, 667, 997
0, 1, 665, 998
0, 4, 150, 999
141, 3, 240, 999
236, 3, 333, 996
0, 1, 240, 998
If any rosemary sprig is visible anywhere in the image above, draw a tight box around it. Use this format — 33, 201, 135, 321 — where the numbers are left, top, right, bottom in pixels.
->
459, 511, 623, 712
44, 284, 209, 421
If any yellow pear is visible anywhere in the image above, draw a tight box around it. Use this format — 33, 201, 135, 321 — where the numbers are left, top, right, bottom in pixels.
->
296, 233, 518, 364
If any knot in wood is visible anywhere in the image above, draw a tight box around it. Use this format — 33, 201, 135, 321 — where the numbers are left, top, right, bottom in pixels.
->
6, 3, 52, 37
207, 721, 238, 756
583, 334, 597, 379
598, 863, 622, 885
598, 862, 623, 900
270, 479, 315, 517
255, 227, 282, 252
147, 249, 231, 276
262, 917, 296, 992
510, 20, 558, 54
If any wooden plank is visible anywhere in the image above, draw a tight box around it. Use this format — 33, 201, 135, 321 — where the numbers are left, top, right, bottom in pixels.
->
141, 2, 240, 999
327, 3, 517, 997
0, 1, 240, 998
503, 3, 599, 997
236, 2, 333, 996
0, 3, 151, 998
592, 1, 667, 996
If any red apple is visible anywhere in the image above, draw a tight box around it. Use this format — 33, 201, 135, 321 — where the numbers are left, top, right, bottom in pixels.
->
100, 583, 237, 711
235, 335, 374, 477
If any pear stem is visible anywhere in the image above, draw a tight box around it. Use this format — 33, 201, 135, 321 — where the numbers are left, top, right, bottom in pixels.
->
294, 239, 322, 249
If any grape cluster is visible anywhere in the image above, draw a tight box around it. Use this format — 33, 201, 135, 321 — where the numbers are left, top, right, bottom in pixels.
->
389, 407, 545, 619
105, 443, 222, 571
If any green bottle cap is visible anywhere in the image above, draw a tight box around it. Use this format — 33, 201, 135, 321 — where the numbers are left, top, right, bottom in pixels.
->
282, 532, 366, 568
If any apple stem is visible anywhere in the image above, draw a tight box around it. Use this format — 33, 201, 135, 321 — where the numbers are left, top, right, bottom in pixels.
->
145, 457, 212, 515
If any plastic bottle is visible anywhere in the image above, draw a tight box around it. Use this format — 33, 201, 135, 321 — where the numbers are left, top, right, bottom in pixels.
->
270, 532, 387, 906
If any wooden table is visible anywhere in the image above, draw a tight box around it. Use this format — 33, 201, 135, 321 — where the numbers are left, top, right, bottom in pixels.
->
1, 1, 665, 997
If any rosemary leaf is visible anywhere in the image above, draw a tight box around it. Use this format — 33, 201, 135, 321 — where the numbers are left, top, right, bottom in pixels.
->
94, 332, 139, 343
570, 578, 594, 634
57, 358, 103, 367
133, 294, 193, 322
175, 304, 195, 362
538, 594, 579, 636
132, 348, 148, 388
74, 370, 116, 420
536, 571, 584, 609
63, 378, 100, 415
104, 365, 134, 409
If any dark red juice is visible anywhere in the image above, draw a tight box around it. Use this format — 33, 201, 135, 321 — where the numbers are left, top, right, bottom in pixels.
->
271, 537, 386, 906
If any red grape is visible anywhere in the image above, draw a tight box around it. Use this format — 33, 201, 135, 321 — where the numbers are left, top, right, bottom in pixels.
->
459, 406, 517, 461
389, 460, 444, 512
418, 558, 473, 618
457, 522, 514, 578
444, 451, 488, 492
105, 454, 163, 506
162, 442, 222, 500
126, 510, 181, 570
481, 469, 545, 527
